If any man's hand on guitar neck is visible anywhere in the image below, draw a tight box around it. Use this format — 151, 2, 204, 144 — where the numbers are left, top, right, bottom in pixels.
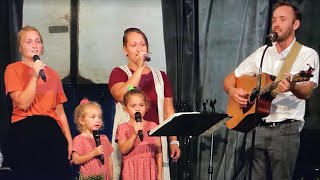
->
277, 73, 315, 100
229, 87, 249, 108
277, 73, 293, 93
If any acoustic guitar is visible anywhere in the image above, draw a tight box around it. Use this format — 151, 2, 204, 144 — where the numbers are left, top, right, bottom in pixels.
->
226, 66, 314, 133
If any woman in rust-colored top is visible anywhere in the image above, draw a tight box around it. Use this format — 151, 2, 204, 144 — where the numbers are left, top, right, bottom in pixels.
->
4, 26, 72, 180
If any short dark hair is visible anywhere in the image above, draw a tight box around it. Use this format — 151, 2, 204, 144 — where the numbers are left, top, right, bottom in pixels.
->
273, 2, 302, 23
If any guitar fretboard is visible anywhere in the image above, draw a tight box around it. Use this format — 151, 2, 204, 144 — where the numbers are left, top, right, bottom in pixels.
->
259, 82, 279, 95
258, 73, 307, 96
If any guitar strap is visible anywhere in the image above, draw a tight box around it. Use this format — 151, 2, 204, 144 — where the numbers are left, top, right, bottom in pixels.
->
271, 41, 302, 97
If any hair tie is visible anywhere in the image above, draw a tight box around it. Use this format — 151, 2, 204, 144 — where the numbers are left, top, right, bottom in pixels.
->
128, 85, 135, 91
80, 98, 89, 104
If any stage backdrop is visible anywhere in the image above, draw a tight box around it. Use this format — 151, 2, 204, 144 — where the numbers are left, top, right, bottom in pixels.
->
23, 0, 167, 84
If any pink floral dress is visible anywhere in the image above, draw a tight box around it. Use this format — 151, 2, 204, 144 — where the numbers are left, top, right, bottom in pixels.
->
73, 134, 113, 179
116, 121, 159, 180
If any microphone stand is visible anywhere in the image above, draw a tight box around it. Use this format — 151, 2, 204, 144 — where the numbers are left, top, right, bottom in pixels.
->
208, 100, 217, 180
248, 39, 273, 180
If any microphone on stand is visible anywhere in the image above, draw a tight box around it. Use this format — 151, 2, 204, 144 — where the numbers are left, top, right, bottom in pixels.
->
92, 130, 104, 165
134, 112, 143, 141
266, 32, 278, 42
32, 55, 47, 82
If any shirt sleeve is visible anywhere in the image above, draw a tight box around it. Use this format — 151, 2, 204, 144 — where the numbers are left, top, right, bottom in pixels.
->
4, 64, 24, 95
115, 124, 128, 143
72, 136, 83, 154
150, 122, 158, 129
108, 67, 128, 90
301, 48, 319, 87
234, 46, 264, 78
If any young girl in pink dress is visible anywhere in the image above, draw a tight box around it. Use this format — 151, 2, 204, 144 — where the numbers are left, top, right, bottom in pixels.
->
72, 99, 114, 180
116, 87, 163, 180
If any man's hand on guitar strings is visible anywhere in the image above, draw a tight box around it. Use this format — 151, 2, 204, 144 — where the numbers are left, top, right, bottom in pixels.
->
229, 87, 249, 108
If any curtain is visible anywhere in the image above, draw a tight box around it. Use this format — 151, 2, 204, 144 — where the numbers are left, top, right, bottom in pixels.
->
162, 0, 199, 110
197, 0, 270, 179
0, 0, 23, 155
162, 1, 198, 179
285, 0, 320, 178
290, 0, 320, 130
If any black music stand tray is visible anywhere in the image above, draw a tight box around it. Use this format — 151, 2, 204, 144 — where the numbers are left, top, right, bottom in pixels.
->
149, 112, 229, 136
149, 112, 230, 180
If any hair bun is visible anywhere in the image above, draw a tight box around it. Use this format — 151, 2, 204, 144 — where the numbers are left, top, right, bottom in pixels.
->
80, 98, 89, 104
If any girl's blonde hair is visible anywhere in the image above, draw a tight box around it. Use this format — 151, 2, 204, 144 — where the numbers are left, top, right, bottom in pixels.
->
74, 99, 104, 133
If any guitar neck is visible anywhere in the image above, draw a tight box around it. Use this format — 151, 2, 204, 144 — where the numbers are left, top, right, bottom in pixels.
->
258, 74, 301, 96
259, 81, 279, 95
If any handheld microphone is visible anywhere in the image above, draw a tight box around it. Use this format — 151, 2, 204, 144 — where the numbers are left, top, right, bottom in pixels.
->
267, 32, 278, 42
32, 55, 47, 82
92, 130, 104, 165
134, 112, 143, 141
142, 54, 151, 62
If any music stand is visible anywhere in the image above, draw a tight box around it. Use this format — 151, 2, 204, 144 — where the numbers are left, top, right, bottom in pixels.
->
149, 112, 229, 136
149, 112, 230, 180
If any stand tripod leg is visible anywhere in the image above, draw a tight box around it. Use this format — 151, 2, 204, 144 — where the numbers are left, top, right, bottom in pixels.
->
181, 136, 193, 180
208, 133, 214, 180
187, 136, 193, 180
197, 136, 202, 178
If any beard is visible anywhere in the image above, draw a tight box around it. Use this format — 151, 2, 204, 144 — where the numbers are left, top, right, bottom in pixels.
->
276, 26, 294, 42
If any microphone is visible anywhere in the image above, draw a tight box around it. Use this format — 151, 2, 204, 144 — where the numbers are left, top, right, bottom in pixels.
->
92, 130, 104, 165
266, 32, 278, 42
142, 54, 151, 62
134, 112, 143, 141
32, 55, 47, 82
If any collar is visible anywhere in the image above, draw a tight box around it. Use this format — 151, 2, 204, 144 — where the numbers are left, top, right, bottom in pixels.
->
274, 37, 296, 58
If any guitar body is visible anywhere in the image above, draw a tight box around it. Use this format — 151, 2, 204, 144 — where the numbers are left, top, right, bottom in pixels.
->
226, 73, 275, 133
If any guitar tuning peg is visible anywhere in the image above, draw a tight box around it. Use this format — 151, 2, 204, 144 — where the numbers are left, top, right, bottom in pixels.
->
307, 63, 315, 71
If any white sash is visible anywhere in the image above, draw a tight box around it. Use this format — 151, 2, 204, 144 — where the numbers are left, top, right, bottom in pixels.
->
111, 65, 171, 180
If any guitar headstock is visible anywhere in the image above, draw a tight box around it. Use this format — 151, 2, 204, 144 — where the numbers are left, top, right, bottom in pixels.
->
290, 65, 314, 83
